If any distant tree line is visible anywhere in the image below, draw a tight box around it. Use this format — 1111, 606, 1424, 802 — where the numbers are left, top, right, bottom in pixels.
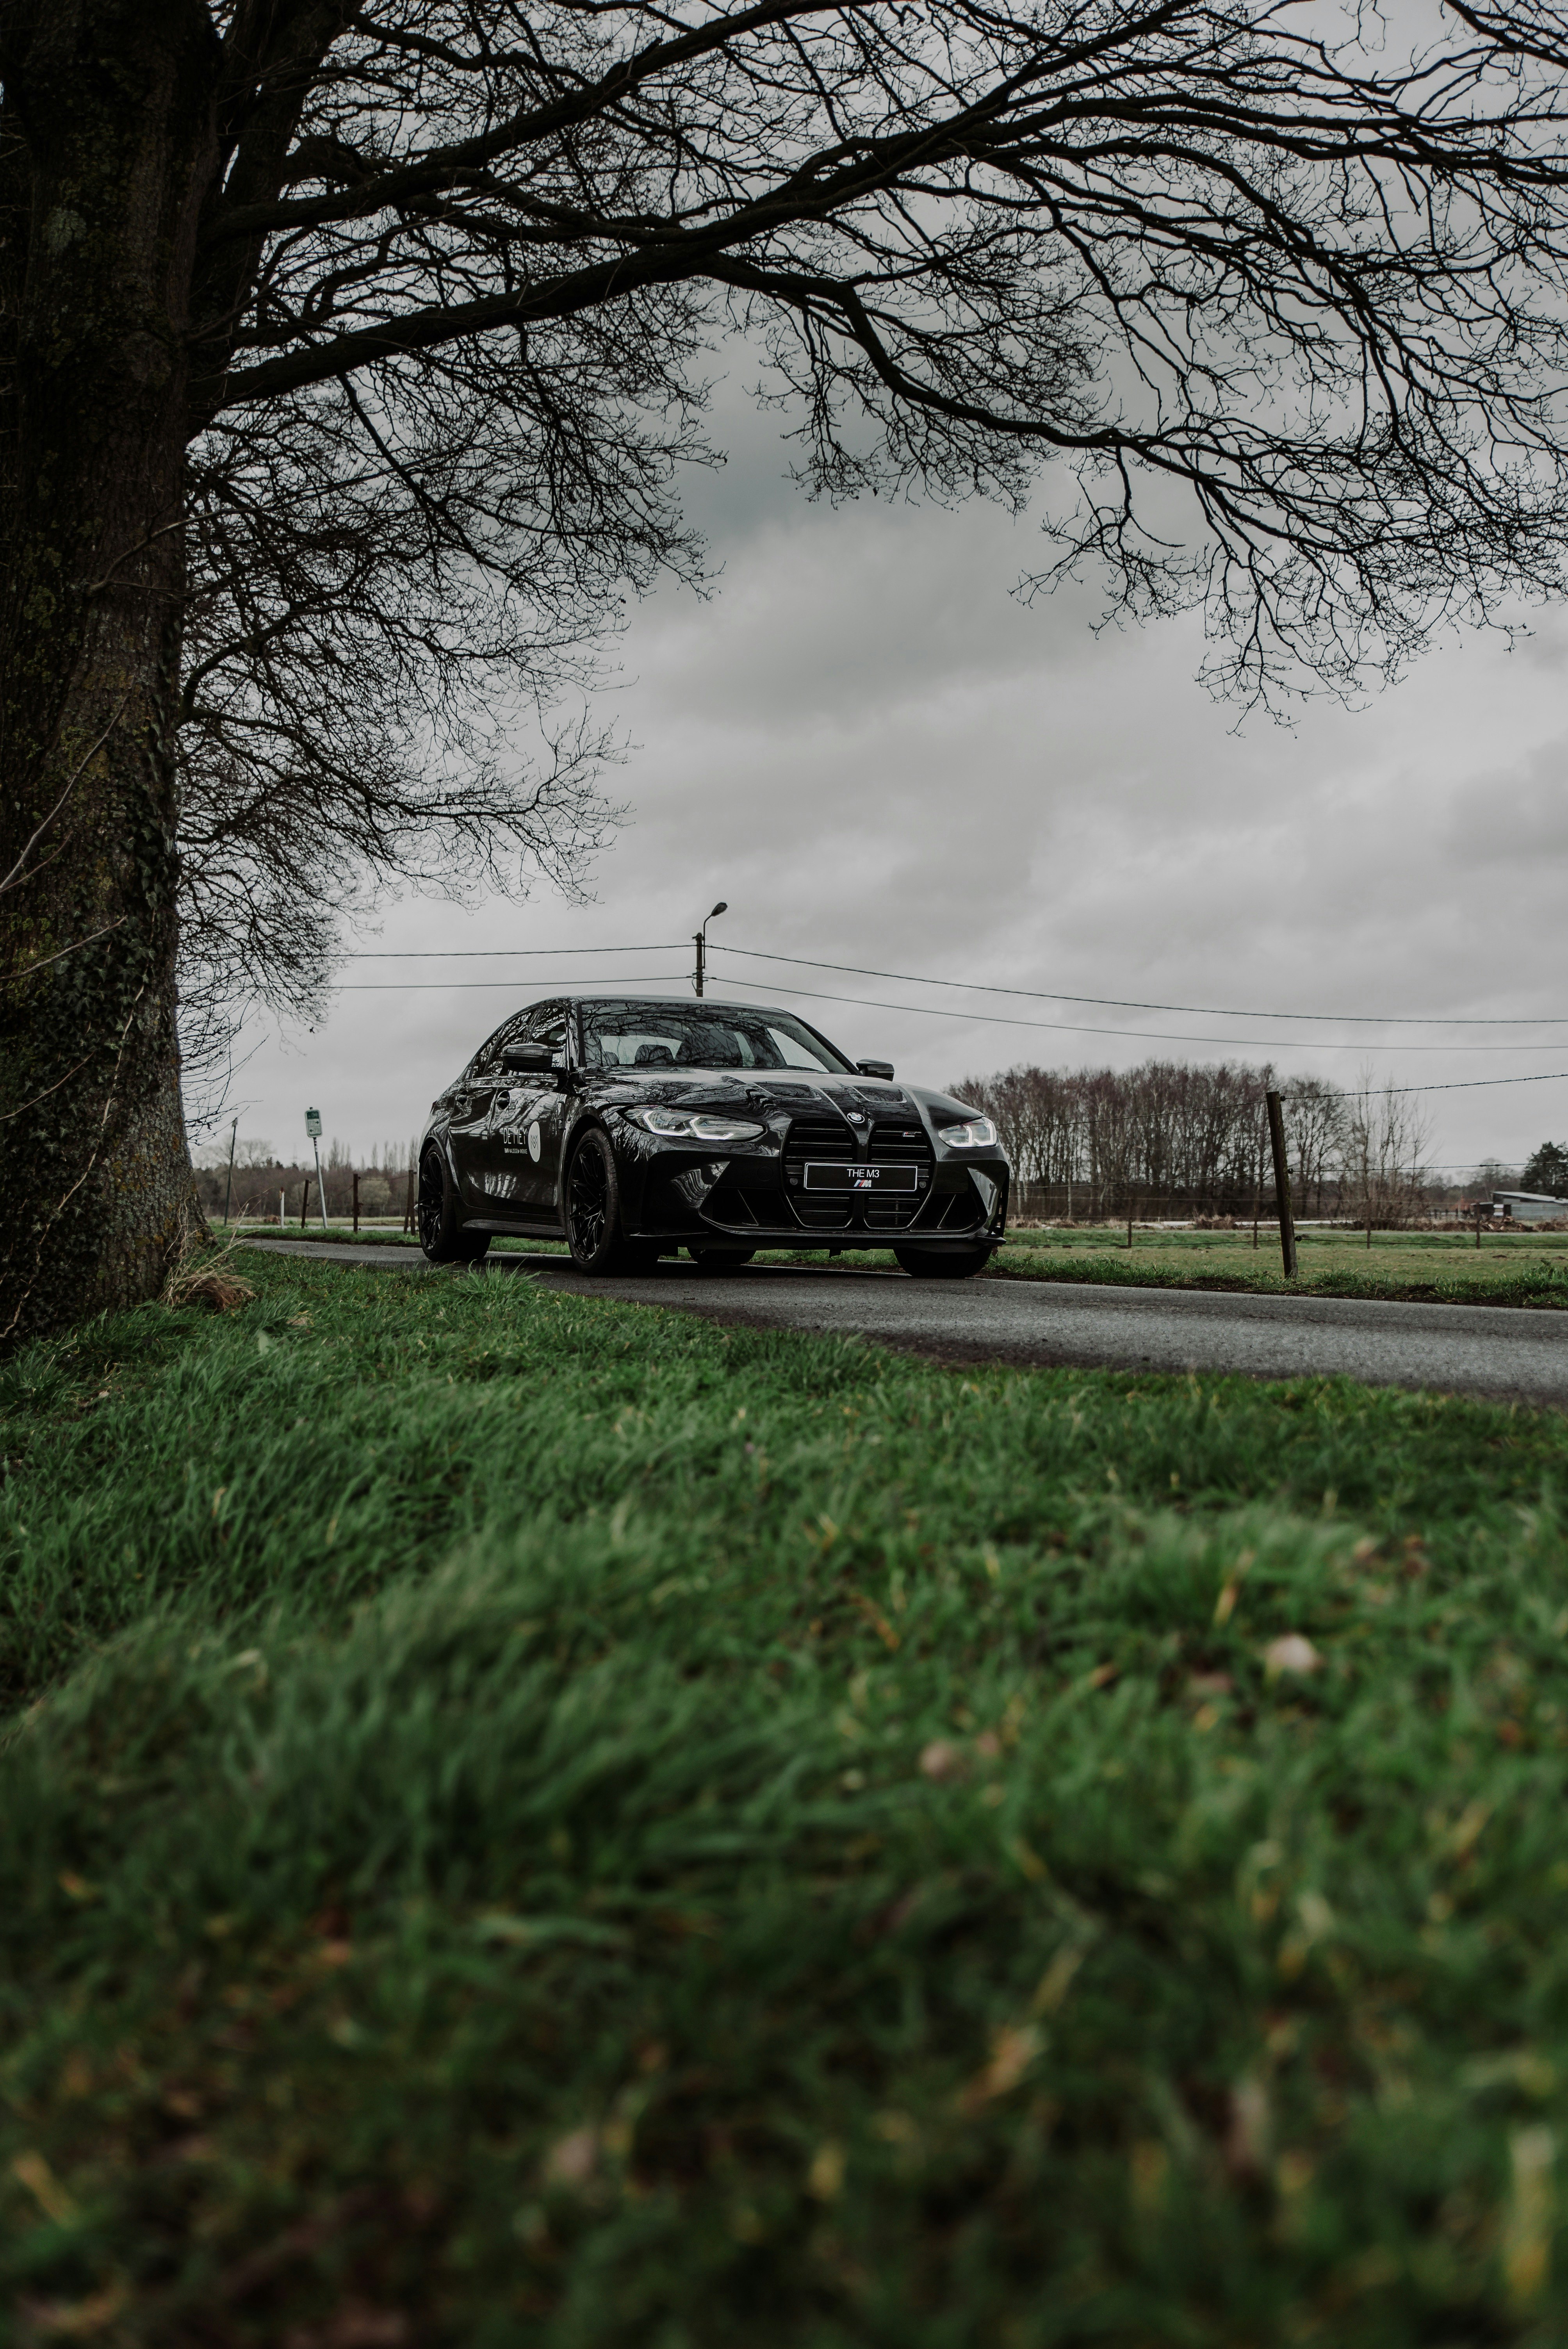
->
951, 1063, 1436, 1224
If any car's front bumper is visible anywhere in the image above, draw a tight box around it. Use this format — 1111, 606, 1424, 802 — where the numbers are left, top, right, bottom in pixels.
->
617, 1143, 1009, 1248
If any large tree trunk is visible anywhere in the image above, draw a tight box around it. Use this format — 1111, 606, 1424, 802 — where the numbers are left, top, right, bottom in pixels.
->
0, 0, 218, 1342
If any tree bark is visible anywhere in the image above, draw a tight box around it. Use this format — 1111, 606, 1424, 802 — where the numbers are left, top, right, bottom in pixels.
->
0, 0, 218, 1340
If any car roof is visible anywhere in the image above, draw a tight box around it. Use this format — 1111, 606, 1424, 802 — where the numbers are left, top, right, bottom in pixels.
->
565, 991, 795, 1019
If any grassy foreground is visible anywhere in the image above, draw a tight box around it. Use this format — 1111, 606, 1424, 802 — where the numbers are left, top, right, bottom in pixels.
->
5, 1256, 1568, 2344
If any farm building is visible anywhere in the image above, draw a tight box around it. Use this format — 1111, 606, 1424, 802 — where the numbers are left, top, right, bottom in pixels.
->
1485, 1190, 1568, 1224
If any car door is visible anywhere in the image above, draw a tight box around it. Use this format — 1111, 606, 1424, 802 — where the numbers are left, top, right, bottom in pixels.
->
490, 1002, 571, 1221
448, 1028, 515, 1209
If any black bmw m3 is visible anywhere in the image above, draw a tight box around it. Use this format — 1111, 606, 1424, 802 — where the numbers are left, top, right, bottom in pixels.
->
417, 994, 1009, 1276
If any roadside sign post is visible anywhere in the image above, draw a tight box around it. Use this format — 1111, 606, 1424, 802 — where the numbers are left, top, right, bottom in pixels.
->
222, 1116, 237, 1230
305, 1107, 328, 1232
1265, 1089, 1299, 1280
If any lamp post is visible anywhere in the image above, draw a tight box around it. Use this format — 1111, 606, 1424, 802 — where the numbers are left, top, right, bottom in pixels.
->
693, 900, 727, 996
305, 1107, 328, 1231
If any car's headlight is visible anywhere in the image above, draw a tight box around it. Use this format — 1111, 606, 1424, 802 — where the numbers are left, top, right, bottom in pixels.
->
625, 1106, 766, 1142
938, 1116, 998, 1149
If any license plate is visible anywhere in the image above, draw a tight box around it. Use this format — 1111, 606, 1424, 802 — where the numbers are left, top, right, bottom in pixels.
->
804, 1161, 918, 1193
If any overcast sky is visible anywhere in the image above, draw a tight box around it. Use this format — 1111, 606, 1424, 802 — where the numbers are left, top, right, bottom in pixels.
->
218, 378, 1568, 1182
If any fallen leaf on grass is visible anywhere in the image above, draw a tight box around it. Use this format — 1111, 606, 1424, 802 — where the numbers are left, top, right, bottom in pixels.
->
1213, 1549, 1256, 1625
18, 2284, 128, 2338
1225, 2076, 1272, 2178
961, 2025, 1041, 2112
806, 2140, 845, 2199
847, 1590, 900, 1650
919, 1739, 965, 1782
283, 2308, 410, 2349
1032, 1943, 1088, 2016
11, 2150, 78, 2226
543, 2127, 599, 2188
1503, 2125, 1556, 2310
1263, 1634, 1322, 1680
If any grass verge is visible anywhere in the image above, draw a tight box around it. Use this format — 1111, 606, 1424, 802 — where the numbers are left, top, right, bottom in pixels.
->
239, 1222, 1568, 1306
766, 1228, 1568, 1310
5, 1254, 1568, 2344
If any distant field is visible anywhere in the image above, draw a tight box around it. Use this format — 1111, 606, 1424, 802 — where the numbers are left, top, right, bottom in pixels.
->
234, 1220, 1568, 1306
6, 1250, 1568, 2342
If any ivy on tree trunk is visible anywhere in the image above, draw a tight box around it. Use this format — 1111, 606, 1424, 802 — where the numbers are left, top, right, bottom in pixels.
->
0, 0, 217, 1339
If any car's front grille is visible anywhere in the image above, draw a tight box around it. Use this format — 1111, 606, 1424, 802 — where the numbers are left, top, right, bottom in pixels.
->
783, 1117, 853, 1226
863, 1119, 932, 1230
782, 1115, 933, 1231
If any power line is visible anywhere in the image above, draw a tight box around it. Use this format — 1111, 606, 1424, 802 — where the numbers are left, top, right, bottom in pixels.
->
1345, 1071, 1568, 1097
331, 937, 1565, 1033
335, 970, 691, 991
710, 944, 1566, 1029
339, 943, 682, 959
697, 969, 1568, 1053
314, 941, 1568, 1100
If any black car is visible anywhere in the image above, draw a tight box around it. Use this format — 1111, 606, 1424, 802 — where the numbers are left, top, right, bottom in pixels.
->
417, 994, 1008, 1276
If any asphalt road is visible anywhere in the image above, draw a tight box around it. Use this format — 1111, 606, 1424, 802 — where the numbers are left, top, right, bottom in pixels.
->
242, 1238, 1568, 1405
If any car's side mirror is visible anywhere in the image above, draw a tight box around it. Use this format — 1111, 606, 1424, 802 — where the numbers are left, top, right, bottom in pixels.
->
501, 1041, 553, 1073
857, 1059, 895, 1080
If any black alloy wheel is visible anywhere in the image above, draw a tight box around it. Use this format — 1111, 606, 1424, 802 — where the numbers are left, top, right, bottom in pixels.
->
418, 1146, 490, 1265
893, 1244, 990, 1280
565, 1128, 632, 1274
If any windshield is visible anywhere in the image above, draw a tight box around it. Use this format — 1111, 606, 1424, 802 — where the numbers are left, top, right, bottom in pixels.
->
579, 1000, 853, 1076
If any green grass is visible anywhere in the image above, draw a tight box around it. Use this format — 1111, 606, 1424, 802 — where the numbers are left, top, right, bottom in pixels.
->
777, 1225, 1568, 1309
8, 1255, 1568, 2344
995, 1225, 1568, 1308
245, 1218, 1568, 1308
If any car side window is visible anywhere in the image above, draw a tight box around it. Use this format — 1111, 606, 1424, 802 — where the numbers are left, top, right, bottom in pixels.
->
471, 1014, 531, 1078
525, 1003, 570, 1068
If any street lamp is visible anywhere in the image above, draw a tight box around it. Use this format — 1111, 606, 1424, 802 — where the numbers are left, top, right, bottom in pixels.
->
693, 900, 727, 997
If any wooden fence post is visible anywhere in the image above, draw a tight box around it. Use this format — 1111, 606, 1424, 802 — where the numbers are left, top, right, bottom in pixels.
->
299, 1178, 310, 1231
1265, 1091, 1298, 1279
352, 1170, 360, 1235
404, 1166, 415, 1233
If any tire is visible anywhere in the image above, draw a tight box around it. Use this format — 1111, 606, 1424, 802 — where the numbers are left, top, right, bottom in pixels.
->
687, 1246, 757, 1271
418, 1146, 490, 1264
894, 1244, 990, 1280
565, 1128, 636, 1274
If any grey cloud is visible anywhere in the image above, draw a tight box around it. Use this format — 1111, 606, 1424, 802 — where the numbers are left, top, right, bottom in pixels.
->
223, 444, 1568, 1177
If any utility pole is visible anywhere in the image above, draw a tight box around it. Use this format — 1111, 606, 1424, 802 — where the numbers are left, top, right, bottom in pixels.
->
222, 1116, 237, 1230
693, 900, 727, 996
1265, 1089, 1299, 1279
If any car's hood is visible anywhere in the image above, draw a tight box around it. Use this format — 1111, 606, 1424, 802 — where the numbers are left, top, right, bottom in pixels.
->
587, 1068, 977, 1124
